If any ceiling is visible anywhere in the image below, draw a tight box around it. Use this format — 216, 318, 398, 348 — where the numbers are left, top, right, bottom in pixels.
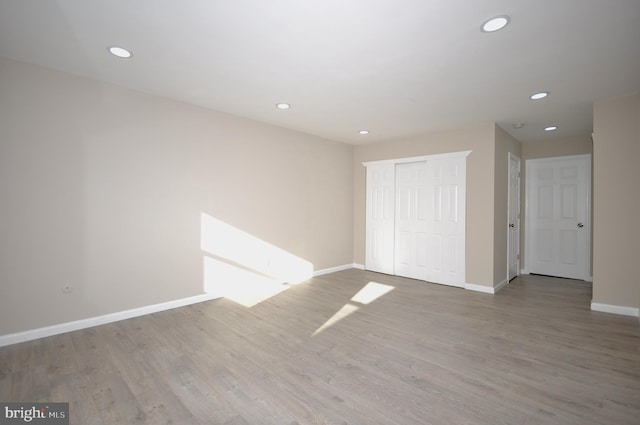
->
1, 0, 639, 145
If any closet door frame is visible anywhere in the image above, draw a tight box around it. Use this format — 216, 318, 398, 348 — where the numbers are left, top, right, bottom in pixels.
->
363, 150, 471, 286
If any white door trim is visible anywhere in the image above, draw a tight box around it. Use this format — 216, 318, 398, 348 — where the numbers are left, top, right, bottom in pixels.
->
363, 150, 472, 167
508, 153, 521, 282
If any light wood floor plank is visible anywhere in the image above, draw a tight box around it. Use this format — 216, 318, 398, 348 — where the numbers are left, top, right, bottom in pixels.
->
1, 271, 638, 424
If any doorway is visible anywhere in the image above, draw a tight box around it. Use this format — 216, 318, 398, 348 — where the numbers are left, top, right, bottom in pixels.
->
508, 153, 521, 281
525, 155, 591, 280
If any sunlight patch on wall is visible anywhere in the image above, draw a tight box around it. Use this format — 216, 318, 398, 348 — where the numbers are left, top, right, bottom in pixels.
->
203, 257, 289, 308
312, 281, 394, 336
201, 212, 313, 307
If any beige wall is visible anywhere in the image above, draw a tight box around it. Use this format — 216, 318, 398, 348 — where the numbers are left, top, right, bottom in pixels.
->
0, 58, 354, 335
592, 92, 640, 310
494, 125, 522, 284
522, 134, 593, 160
353, 122, 499, 288
6, 55, 635, 338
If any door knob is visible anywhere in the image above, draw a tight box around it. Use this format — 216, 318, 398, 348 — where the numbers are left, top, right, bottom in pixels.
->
577, 223, 584, 228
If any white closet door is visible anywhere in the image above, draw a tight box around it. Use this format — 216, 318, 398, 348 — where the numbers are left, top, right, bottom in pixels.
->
364, 151, 468, 287
425, 157, 466, 287
365, 164, 395, 274
394, 162, 429, 280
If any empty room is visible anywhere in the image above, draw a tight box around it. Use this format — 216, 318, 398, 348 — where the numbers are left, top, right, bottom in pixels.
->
1, 1, 639, 424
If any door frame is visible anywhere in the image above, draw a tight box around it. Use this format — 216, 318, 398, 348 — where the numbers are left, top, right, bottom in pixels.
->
507, 152, 521, 282
524, 154, 592, 281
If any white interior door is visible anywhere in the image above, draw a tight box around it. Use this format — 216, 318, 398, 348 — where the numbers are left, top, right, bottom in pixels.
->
394, 162, 428, 280
365, 164, 395, 274
508, 153, 521, 281
526, 155, 591, 280
424, 156, 466, 287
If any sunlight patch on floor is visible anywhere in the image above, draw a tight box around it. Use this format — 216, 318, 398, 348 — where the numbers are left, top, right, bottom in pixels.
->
350, 281, 395, 304
312, 304, 359, 336
312, 281, 394, 336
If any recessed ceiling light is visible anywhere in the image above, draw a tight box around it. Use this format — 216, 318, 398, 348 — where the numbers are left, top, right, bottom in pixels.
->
481, 15, 510, 33
108, 46, 132, 58
530, 92, 549, 100
544, 126, 558, 131
276, 103, 290, 110
512, 123, 525, 129
359, 130, 369, 135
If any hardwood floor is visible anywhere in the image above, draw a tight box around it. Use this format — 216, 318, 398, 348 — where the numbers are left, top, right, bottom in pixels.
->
1, 270, 639, 424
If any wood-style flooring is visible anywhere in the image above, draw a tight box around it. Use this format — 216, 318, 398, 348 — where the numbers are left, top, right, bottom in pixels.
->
1, 270, 639, 424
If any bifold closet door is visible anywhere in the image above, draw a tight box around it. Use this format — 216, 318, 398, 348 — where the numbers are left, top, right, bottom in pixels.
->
425, 156, 466, 286
394, 158, 465, 285
395, 162, 429, 280
364, 153, 466, 287
365, 164, 395, 274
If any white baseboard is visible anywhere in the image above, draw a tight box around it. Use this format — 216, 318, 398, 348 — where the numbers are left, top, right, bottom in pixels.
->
465, 283, 495, 294
494, 278, 509, 293
0, 292, 223, 348
352, 263, 365, 270
313, 263, 357, 276
0, 263, 365, 347
591, 302, 640, 317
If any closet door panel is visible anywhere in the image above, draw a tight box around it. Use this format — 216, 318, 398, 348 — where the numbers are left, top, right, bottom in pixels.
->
365, 164, 395, 274
425, 157, 466, 286
394, 162, 428, 280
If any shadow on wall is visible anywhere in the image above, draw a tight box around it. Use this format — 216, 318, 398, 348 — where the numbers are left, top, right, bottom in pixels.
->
200, 212, 313, 307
